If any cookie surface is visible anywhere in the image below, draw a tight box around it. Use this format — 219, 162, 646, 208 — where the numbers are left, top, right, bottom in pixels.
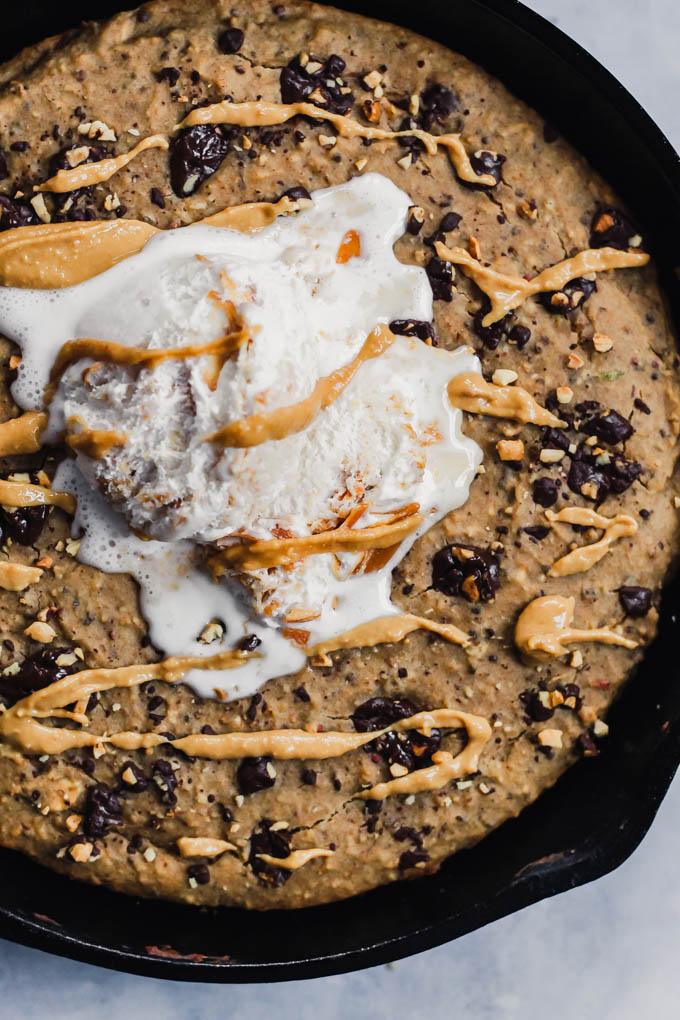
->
0, 0, 677, 910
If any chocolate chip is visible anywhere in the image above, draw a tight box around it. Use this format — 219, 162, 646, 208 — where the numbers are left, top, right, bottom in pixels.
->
470, 150, 505, 184
541, 427, 571, 452
351, 696, 417, 732
119, 761, 148, 791
152, 759, 177, 805
523, 525, 550, 541
187, 863, 210, 885
248, 819, 292, 886
0, 504, 49, 545
157, 66, 180, 86
301, 768, 317, 785
236, 756, 276, 795
279, 54, 353, 115
634, 397, 651, 415
398, 847, 430, 870
0, 195, 38, 230
218, 27, 244, 54
432, 543, 500, 602
393, 825, 423, 846
281, 185, 311, 201
150, 186, 165, 208
147, 694, 167, 723
532, 477, 558, 508
473, 303, 514, 349
425, 256, 453, 301
169, 125, 230, 196
10, 141, 29, 153
580, 409, 634, 445
618, 585, 652, 617
507, 324, 531, 348
539, 277, 597, 314
83, 783, 122, 839
0, 646, 77, 707
590, 205, 640, 250
567, 446, 641, 500
389, 318, 435, 342
240, 633, 262, 652
419, 83, 459, 130
406, 207, 424, 235
440, 211, 462, 232
293, 684, 310, 702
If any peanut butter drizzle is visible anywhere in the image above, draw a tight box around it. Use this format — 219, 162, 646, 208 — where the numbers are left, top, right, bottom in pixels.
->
358, 710, 492, 800
515, 594, 638, 663
0, 411, 47, 455
0, 195, 310, 290
208, 512, 423, 574
0, 562, 43, 591
0, 478, 75, 514
0, 649, 253, 755
447, 372, 565, 427
545, 507, 638, 577
176, 837, 237, 858
65, 426, 128, 460
205, 325, 394, 448
435, 242, 650, 325
36, 135, 169, 194
256, 848, 334, 870
178, 101, 497, 186
0, 220, 157, 289
45, 331, 247, 403
307, 612, 469, 665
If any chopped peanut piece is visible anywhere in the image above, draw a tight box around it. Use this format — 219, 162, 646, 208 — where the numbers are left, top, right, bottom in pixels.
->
497, 439, 524, 462
24, 621, 56, 643
592, 332, 614, 353
537, 728, 563, 749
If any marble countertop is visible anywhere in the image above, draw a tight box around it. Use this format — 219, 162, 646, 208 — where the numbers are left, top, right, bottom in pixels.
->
2, 1, 679, 1016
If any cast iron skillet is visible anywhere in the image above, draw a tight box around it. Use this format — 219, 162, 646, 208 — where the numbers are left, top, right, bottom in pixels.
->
0, 0, 679, 983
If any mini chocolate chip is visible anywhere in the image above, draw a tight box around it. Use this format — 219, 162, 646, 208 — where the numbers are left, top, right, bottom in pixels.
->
389, 318, 435, 342
432, 543, 500, 602
473, 303, 514, 350
440, 211, 461, 232
580, 409, 634, 445
393, 825, 423, 846
425, 256, 453, 301
150, 186, 165, 208
218, 27, 244, 54
532, 477, 558, 508
240, 633, 262, 652
187, 863, 210, 885
590, 205, 640, 250
169, 124, 230, 196
237, 756, 276, 795
301, 768, 317, 785
10, 140, 29, 152
618, 585, 652, 617
293, 684, 310, 702
83, 783, 122, 839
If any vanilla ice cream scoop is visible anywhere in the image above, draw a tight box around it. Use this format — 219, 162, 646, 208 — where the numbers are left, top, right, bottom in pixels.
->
0, 174, 481, 699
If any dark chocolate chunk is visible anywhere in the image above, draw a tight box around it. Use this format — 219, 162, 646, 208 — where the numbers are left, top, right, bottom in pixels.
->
187, 863, 211, 885
507, 324, 531, 348
351, 696, 417, 732
539, 277, 597, 314
157, 66, 180, 86
281, 185, 311, 201
169, 125, 230, 196
398, 847, 430, 870
618, 585, 652, 617
541, 427, 571, 452
389, 318, 435, 342
470, 150, 506, 184
150, 186, 165, 208
0, 504, 49, 545
83, 783, 123, 839
634, 397, 651, 415
473, 303, 514, 350
147, 694, 167, 723
0, 194, 38, 230
580, 409, 634, 445
301, 768, 317, 785
279, 54, 353, 115
236, 756, 276, 795
218, 27, 244, 54
590, 205, 640, 251
152, 759, 177, 805
532, 477, 558, 508
523, 525, 550, 541
119, 760, 148, 791
419, 83, 459, 130
248, 819, 292, 886
432, 543, 500, 602
240, 633, 262, 652
425, 256, 453, 301
406, 207, 424, 235
293, 684, 310, 702
0, 646, 77, 707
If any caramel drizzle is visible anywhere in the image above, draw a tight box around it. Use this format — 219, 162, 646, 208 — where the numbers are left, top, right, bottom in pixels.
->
178, 100, 497, 186
45, 331, 247, 404
435, 242, 650, 325
205, 324, 395, 448
0, 562, 43, 591
36, 135, 169, 194
256, 848, 334, 870
208, 512, 423, 574
307, 612, 469, 665
545, 507, 638, 577
0, 478, 75, 514
0, 411, 48, 455
515, 594, 637, 663
447, 372, 565, 427
65, 426, 128, 460
0, 195, 310, 290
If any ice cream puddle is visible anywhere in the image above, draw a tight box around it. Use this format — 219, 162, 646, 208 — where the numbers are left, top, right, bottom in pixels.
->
0, 174, 482, 701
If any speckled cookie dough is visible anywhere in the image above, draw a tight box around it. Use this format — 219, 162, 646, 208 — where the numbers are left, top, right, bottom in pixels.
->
0, 0, 677, 910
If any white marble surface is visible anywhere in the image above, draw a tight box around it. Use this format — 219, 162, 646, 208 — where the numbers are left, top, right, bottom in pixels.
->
2, 0, 680, 1015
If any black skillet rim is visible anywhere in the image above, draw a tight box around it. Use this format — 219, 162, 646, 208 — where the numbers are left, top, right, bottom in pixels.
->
0, 0, 679, 983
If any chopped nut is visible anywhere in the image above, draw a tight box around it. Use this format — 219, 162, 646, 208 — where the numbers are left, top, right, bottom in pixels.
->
354, 158, 368, 171
69, 841, 94, 863
121, 767, 139, 786
362, 99, 381, 123
363, 70, 383, 90
492, 368, 518, 386
592, 332, 614, 353
265, 762, 277, 780
104, 192, 121, 212
318, 134, 337, 148
580, 481, 600, 500
78, 119, 117, 142
269, 820, 289, 831
65, 145, 91, 168
34, 556, 53, 570
8, 354, 21, 371
539, 448, 565, 463
396, 153, 413, 170
537, 728, 563, 749
56, 652, 78, 667
198, 620, 225, 644
143, 846, 157, 863
567, 352, 585, 370
305, 60, 323, 74
516, 200, 538, 220
65, 814, 82, 833
65, 538, 81, 557
24, 621, 56, 644
409, 94, 420, 116
30, 194, 51, 223
593, 719, 609, 737
556, 385, 573, 404
390, 763, 409, 777
570, 650, 583, 668
496, 438, 524, 461
478, 782, 491, 794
